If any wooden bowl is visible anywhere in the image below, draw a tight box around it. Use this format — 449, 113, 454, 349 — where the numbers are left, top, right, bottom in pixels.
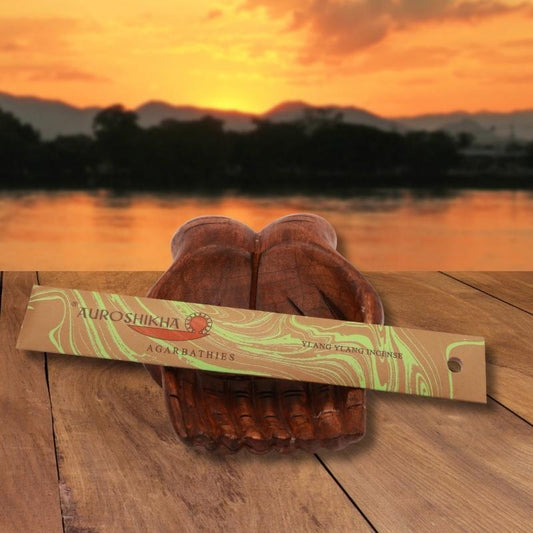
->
145, 214, 384, 453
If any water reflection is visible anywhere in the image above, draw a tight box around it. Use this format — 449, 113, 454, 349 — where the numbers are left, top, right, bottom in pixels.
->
0, 189, 531, 270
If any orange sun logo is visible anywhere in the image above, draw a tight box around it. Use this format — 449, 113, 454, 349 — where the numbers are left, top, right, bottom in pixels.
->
185, 312, 213, 335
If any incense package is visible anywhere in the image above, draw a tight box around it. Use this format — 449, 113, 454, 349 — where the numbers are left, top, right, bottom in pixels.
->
17, 285, 486, 403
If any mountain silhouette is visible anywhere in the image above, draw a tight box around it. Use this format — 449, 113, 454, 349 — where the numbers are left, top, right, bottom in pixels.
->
439, 118, 501, 144
263, 100, 401, 131
0, 92, 99, 138
398, 110, 533, 141
136, 100, 255, 131
1, 90, 531, 141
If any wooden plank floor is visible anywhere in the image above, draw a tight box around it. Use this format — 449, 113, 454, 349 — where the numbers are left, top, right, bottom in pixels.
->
366, 272, 533, 422
0, 273, 63, 533
2, 271, 532, 533
444, 272, 533, 314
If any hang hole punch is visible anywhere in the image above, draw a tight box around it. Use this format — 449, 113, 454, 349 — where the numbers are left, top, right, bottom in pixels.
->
447, 357, 463, 373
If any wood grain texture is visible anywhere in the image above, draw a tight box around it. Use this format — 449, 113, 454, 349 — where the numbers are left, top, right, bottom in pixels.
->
38, 270, 162, 296
319, 392, 533, 533
444, 271, 533, 314
39, 271, 372, 533
35, 270, 533, 532
149, 214, 383, 453
0, 272, 63, 533
363, 271, 533, 422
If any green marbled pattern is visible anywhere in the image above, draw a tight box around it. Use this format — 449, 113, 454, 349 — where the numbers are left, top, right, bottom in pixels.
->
18, 285, 486, 402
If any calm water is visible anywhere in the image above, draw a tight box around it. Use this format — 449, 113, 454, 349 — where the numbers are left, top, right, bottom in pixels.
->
0, 190, 532, 270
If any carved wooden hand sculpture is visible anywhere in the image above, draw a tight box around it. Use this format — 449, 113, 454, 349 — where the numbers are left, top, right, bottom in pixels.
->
145, 214, 384, 453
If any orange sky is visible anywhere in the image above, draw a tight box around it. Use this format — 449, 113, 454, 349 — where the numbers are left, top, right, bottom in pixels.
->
1, 1, 532, 115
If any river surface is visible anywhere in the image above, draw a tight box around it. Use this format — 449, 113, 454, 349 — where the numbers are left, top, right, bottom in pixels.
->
0, 190, 531, 270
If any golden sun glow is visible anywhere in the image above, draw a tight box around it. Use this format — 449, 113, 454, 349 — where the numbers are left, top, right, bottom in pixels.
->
1, 1, 532, 115
202, 95, 260, 113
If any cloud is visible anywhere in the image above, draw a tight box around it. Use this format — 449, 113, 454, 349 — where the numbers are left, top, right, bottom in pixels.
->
0, 63, 110, 83
0, 42, 25, 52
0, 17, 85, 54
493, 72, 533, 83
272, 43, 457, 86
205, 9, 224, 21
28, 68, 110, 83
241, 0, 531, 62
0, 17, 108, 84
354, 45, 456, 73
503, 37, 533, 47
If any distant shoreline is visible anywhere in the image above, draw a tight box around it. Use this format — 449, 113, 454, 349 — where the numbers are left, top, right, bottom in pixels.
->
2, 104, 531, 193
1, 181, 531, 198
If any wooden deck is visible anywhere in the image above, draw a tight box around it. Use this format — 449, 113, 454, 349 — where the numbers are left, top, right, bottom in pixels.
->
1, 271, 532, 532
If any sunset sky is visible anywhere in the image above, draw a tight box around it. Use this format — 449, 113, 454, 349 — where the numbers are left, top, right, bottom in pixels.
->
1, 0, 532, 115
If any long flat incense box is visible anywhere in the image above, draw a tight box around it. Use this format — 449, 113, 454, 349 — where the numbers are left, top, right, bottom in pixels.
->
17, 285, 486, 403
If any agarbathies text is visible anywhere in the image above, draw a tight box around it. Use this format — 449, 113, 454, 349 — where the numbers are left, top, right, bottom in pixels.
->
146, 344, 235, 360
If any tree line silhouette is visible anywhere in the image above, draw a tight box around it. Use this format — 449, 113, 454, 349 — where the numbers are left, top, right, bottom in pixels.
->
1, 105, 532, 192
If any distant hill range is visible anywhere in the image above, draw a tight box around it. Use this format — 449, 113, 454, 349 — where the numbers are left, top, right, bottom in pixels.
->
1, 91, 531, 143
397, 111, 533, 143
